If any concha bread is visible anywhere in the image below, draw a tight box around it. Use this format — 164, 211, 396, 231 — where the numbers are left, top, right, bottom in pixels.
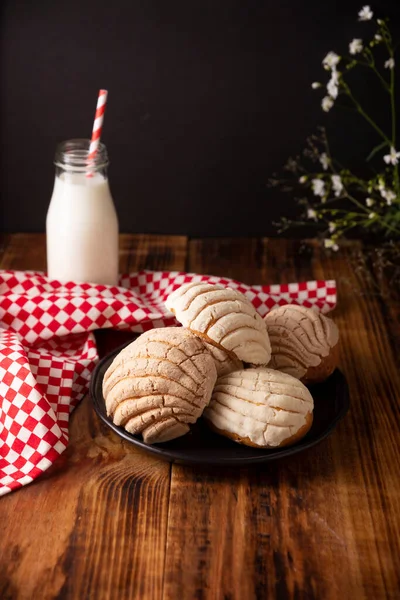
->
203, 341, 243, 377
264, 305, 339, 384
165, 282, 271, 365
103, 327, 217, 443
204, 368, 313, 448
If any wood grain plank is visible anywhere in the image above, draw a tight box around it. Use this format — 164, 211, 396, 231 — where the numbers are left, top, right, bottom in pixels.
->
297, 240, 400, 598
0, 233, 187, 600
0, 233, 46, 270
162, 238, 400, 600
188, 238, 266, 283
367, 244, 400, 364
0, 234, 11, 264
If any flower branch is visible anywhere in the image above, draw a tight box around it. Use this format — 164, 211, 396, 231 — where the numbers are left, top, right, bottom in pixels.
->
270, 5, 400, 250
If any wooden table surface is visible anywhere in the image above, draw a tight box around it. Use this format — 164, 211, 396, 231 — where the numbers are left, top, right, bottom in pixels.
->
0, 233, 399, 600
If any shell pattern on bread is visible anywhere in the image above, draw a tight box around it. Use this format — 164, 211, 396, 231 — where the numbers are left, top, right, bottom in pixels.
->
204, 368, 313, 448
103, 327, 217, 444
203, 341, 243, 377
264, 305, 339, 383
165, 282, 271, 366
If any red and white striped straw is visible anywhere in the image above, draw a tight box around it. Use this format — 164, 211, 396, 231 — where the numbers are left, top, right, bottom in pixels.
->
87, 89, 108, 169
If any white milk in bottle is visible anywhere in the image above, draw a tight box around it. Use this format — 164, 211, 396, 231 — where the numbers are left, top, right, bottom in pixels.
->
46, 139, 119, 285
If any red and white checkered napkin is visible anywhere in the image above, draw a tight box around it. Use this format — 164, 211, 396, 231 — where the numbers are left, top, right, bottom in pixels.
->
0, 270, 336, 496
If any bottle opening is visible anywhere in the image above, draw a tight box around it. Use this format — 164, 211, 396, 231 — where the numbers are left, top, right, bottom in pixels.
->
54, 139, 109, 172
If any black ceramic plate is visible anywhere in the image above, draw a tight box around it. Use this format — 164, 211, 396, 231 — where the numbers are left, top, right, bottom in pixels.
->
90, 339, 350, 466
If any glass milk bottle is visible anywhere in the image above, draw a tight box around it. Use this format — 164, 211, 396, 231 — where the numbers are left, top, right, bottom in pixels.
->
46, 139, 119, 285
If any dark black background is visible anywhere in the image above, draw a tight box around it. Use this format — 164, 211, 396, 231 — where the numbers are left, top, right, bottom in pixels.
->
1, 0, 399, 236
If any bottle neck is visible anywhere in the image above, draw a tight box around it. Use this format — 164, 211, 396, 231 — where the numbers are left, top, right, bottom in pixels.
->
54, 138, 109, 177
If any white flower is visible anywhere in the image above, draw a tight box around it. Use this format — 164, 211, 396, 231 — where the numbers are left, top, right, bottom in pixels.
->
329, 222, 336, 233
327, 69, 339, 99
375, 34, 382, 42
349, 39, 363, 55
377, 19, 384, 25
383, 146, 400, 165
385, 58, 395, 70
320, 153, 329, 170
331, 174, 344, 197
322, 51, 340, 70
378, 182, 396, 205
366, 197, 374, 207
327, 80, 338, 99
324, 239, 339, 251
311, 82, 322, 89
307, 209, 317, 220
369, 212, 376, 219
322, 96, 334, 112
358, 6, 373, 21
384, 190, 396, 205
299, 175, 307, 184
286, 157, 297, 172
312, 179, 326, 197
378, 178, 386, 192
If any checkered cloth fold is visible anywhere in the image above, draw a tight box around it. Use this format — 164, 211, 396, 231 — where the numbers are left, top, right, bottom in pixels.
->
0, 270, 336, 496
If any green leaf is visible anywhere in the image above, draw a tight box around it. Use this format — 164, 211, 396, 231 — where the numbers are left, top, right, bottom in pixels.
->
366, 141, 389, 162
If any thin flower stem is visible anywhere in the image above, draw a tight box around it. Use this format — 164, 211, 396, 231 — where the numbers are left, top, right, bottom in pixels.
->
323, 131, 371, 213
331, 157, 348, 172
318, 208, 365, 218
322, 129, 333, 162
333, 103, 358, 114
342, 83, 391, 144
340, 174, 369, 189
344, 192, 370, 213
391, 69, 396, 143
389, 55, 399, 193
371, 66, 391, 91
380, 220, 400, 236
356, 57, 390, 91
316, 195, 348, 207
